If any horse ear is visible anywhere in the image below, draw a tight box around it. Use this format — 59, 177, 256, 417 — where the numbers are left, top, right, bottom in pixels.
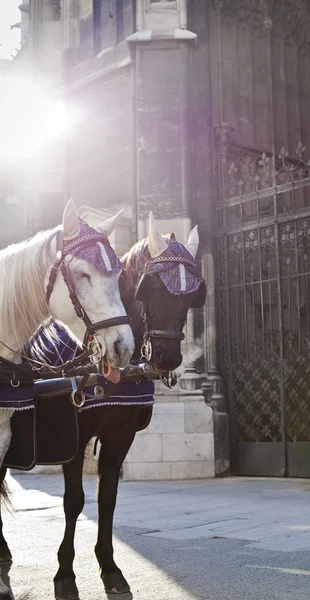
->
95, 208, 125, 238
148, 212, 167, 258
62, 199, 80, 240
186, 225, 199, 259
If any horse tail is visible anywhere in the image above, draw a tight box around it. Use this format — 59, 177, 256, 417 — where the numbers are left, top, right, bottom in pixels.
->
0, 480, 13, 513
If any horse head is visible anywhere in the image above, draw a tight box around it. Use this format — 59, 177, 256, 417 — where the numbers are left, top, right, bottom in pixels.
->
122, 213, 206, 373
48, 200, 135, 373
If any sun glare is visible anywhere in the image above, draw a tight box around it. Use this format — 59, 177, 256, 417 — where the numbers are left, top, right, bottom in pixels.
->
0, 78, 76, 161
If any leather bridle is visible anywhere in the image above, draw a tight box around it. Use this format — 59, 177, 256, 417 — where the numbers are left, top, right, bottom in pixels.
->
134, 257, 195, 362
46, 231, 131, 350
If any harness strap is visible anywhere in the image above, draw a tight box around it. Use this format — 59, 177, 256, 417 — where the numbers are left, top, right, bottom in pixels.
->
87, 316, 131, 335
0, 370, 34, 386
0, 355, 34, 374
147, 329, 185, 340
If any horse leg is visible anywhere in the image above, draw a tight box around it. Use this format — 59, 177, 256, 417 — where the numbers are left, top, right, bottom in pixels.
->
95, 426, 137, 594
54, 450, 85, 600
0, 412, 13, 598
0, 468, 12, 563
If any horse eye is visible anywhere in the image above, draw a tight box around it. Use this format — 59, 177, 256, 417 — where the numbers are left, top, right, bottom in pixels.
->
80, 272, 91, 281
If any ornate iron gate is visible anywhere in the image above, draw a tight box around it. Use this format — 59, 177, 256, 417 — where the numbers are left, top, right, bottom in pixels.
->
217, 143, 310, 476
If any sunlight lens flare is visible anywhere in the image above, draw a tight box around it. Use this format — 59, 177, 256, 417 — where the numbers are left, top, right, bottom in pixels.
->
0, 78, 76, 161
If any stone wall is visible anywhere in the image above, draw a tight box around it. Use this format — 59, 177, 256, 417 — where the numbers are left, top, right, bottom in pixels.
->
123, 383, 214, 481
10, 0, 220, 480
68, 72, 133, 214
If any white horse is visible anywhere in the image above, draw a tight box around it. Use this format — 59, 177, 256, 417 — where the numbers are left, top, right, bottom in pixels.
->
0, 199, 134, 597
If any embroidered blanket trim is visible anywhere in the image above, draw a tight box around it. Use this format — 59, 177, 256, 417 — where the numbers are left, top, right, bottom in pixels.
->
0, 384, 35, 410
146, 240, 202, 295
0, 381, 155, 411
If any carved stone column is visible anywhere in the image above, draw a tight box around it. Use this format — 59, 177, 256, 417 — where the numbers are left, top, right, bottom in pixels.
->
30, 0, 42, 70
201, 249, 229, 476
123, 0, 216, 481
206, 118, 235, 475
62, 0, 79, 81
179, 309, 204, 392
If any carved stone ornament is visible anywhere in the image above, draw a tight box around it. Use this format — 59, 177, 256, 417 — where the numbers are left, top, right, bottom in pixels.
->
214, 123, 235, 158
219, 0, 310, 43
272, 0, 310, 46
221, 0, 267, 37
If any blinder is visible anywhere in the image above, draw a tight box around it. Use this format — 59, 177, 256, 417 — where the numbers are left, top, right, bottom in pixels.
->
135, 272, 206, 309
190, 280, 207, 308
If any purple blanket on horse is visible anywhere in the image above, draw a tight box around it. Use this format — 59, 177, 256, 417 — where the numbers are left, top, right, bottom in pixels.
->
3, 324, 154, 470
0, 324, 154, 410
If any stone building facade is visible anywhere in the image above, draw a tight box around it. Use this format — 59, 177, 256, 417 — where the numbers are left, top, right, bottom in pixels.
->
7, 0, 310, 479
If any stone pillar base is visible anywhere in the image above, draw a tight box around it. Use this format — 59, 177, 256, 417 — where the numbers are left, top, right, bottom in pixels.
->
122, 382, 215, 481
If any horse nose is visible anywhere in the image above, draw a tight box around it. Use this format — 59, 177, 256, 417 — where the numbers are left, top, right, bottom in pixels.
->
153, 348, 163, 364
114, 339, 123, 359
153, 346, 182, 371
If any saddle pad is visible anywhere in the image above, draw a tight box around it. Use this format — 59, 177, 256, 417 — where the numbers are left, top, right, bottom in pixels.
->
3, 393, 79, 471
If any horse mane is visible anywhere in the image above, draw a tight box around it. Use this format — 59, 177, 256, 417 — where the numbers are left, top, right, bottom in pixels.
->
0, 227, 60, 353
121, 238, 150, 292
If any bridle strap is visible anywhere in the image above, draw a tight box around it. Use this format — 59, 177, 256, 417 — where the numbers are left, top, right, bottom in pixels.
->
148, 329, 185, 341
60, 260, 86, 321
46, 233, 131, 344
137, 267, 186, 352
87, 316, 131, 335
141, 298, 185, 352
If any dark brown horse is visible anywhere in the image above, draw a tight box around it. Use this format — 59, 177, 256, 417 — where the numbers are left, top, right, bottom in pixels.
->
0, 214, 206, 599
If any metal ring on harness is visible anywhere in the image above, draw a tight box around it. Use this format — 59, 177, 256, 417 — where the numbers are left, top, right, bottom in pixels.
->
10, 376, 20, 388
141, 339, 152, 362
161, 371, 177, 388
71, 389, 86, 408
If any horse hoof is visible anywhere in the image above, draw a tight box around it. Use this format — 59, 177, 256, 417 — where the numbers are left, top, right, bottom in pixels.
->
0, 546, 12, 562
101, 571, 130, 594
0, 586, 11, 600
54, 578, 79, 600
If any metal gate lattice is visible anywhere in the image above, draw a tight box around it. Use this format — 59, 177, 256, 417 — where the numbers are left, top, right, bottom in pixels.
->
217, 143, 310, 475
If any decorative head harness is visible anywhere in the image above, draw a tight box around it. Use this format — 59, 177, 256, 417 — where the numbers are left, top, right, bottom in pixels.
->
63, 221, 122, 276
145, 240, 202, 295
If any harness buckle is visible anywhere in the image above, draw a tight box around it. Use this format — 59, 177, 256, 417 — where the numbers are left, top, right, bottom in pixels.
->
89, 336, 105, 365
